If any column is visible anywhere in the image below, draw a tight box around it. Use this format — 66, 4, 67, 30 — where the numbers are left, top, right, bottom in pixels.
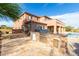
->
61, 27, 64, 34
54, 26, 57, 34
58, 26, 61, 34
60, 27, 62, 34
63, 27, 65, 34
62, 27, 64, 33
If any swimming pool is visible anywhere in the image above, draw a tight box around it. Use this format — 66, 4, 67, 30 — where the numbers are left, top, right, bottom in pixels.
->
67, 32, 79, 39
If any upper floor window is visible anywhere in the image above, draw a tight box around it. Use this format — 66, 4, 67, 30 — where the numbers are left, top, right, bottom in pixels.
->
28, 16, 32, 21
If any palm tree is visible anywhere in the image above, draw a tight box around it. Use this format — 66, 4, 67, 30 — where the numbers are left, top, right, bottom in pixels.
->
0, 3, 21, 21
0, 3, 21, 35
0, 4, 21, 54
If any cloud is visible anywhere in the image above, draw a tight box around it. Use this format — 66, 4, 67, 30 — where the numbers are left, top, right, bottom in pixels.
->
0, 18, 13, 27
50, 12, 79, 28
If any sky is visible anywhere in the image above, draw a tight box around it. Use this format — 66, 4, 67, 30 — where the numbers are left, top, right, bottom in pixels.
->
0, 3, 79, 28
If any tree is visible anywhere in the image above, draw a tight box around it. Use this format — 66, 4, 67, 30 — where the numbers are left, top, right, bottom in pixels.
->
0, 3, 21, 21
65, 26, 74, 32
0, 25, 12, 29
0, 25, 7, 29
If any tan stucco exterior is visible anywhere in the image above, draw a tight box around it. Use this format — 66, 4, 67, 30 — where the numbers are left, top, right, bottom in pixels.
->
13, 12, 65, 34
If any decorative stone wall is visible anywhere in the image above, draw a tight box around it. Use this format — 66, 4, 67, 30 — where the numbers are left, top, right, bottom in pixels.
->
39, 33, 68, 55
0, 32, 69, 56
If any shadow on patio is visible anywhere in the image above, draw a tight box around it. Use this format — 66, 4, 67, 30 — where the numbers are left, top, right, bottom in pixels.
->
74, 43, 79, 56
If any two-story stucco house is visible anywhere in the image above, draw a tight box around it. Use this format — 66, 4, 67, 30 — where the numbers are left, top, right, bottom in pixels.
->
13, 12, 65, 34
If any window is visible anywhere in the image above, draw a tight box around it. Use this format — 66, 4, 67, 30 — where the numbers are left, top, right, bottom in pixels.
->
42, 26, 45, 29
28, 16, 32, 20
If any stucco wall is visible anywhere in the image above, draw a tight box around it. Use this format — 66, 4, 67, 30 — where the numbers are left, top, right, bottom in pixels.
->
13, 13, 65, 34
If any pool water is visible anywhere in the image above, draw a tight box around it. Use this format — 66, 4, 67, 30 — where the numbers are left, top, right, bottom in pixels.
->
67, 32, 79, 39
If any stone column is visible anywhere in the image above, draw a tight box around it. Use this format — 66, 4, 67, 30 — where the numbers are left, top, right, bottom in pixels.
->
58, 26, 61, 34
63, 27, 65, 33
62, 27, 64, 34
63, 27, 64, 33
61, 27, 62, 34
60, 27, 62, 34
58, 27, 60, 34
54, 26, 57, 34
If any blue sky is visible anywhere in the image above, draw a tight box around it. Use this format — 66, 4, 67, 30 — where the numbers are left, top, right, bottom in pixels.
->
20, 3, 79, 16
0, 3, 79, 28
